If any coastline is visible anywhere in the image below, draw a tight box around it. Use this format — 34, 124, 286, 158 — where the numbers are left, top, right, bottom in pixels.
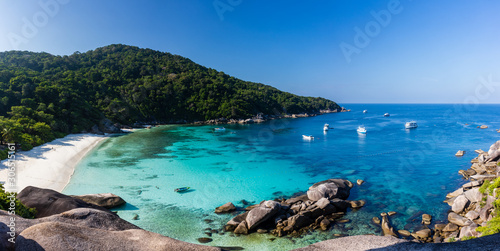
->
0, 134, 108, 193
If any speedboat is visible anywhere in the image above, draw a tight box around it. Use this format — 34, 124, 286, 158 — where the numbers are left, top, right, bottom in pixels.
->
323, 123, 329, 131
214, 127, 226, 132
384, 113, 390, 117
174, 187, 190, 193
363, 110, 367, 113
302, 135, 314, 140
405, 121, 418, 129
357, 126, 367, 134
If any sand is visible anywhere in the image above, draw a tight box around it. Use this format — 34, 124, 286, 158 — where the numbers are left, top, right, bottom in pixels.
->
0, 134, 108, 193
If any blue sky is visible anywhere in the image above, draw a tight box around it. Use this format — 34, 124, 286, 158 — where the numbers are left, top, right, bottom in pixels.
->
0, 0, 499, 104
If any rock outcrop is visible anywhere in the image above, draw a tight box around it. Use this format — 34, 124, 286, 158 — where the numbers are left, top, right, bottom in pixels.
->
214, 202, 236, 214
17, 221, 219, 251
70, 193, 126, 209
17, 186, 110, 218
224, 178, 359, 238
246, 200, 281, 230
1, 187, 219, 251
306, 179, 353, 201
437, 140, 500, 242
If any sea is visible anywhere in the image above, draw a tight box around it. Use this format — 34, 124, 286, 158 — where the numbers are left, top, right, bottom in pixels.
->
63, 104, 500, 250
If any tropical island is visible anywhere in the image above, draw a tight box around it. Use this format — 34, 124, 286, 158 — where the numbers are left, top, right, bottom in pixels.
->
0, 44, 341, 157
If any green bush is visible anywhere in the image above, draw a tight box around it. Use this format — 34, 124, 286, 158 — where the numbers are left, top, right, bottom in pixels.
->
20, 143, 33, 151
461, 236, 476, 241
0, 184, 36, 219
477, 215, 500, 236
488, 177, 500, 195
0, 149, 8, 160
480, 180, 491, 194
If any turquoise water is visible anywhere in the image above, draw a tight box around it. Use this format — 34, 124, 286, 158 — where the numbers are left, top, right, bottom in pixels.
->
63, 104, 500, 250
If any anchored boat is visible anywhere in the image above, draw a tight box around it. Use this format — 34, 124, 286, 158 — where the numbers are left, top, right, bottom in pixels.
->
174, 187, 190, 193
357, 126, 367, 134
405, 121, 418, 129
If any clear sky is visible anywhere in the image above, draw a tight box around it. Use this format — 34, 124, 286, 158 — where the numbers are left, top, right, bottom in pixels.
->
0, 0, 499, 104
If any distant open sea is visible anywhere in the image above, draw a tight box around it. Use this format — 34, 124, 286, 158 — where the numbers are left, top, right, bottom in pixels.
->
63, 104, 500, 250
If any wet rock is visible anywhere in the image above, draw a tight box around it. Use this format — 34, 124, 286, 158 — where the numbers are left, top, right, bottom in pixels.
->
306, 179, 353, 201
226, 211, 249, 228
398, 230, 411, 237
357, 179, 364, 185
434, 223, 446, 231
132, 214, 139, 220
70, 193, 126, 209
381, 215, 397, 237
387, 211, 397, 216
246, 200, 280, 230
234, 221, 248, 235
442, 223, 459, 232
285, 214, 313, 232
285, 194, 308, 205
380, 212, 387, 217
422, 214, 432, 225
315, 197, 331, 209
245, 204, 260, 211
215, 202, 236, 214
337, 219, 350, 223
330, 199, 350, 211
372, 217, 381, 224
348, 200, 366, 209
455, 150, 465, 157
197, 237, 213, 243
256, 229, 268, 233
415, 229, 431, 239
320, 218, 330, 231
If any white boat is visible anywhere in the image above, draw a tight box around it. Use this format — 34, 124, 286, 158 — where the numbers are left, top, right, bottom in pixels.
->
323, 123, 329, 131
384, 113, 390, 117
363, 110, 367, 113
405, 121, 418, 129
302, 135, 314, 140
214, 127, 226, 132
357, 126, 367, 134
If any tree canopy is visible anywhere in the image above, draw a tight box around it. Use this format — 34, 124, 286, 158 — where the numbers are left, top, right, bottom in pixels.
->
0, 44, 340, 152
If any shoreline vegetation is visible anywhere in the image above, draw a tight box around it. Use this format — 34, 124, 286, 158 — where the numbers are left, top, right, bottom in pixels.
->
0, 44, 340, 158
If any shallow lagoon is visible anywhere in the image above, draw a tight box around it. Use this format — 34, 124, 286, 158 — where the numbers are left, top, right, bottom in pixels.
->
64, 104, 500, 250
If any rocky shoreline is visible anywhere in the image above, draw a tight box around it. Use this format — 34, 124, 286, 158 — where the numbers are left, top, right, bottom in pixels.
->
215, 179, 365, 239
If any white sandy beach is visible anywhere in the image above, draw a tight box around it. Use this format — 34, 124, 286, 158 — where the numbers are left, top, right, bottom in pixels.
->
0, 134, 108, 193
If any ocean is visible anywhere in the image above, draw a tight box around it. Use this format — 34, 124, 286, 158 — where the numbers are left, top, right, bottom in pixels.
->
63, 104, 500, 250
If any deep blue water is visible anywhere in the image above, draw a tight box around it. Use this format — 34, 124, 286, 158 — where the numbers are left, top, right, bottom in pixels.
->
63, 104, 500, 250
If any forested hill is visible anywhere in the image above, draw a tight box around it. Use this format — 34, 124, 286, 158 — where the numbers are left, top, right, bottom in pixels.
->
0, 44, 340, 151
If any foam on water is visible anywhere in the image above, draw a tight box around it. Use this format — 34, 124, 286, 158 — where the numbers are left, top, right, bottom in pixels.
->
64, 104, 500, 250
